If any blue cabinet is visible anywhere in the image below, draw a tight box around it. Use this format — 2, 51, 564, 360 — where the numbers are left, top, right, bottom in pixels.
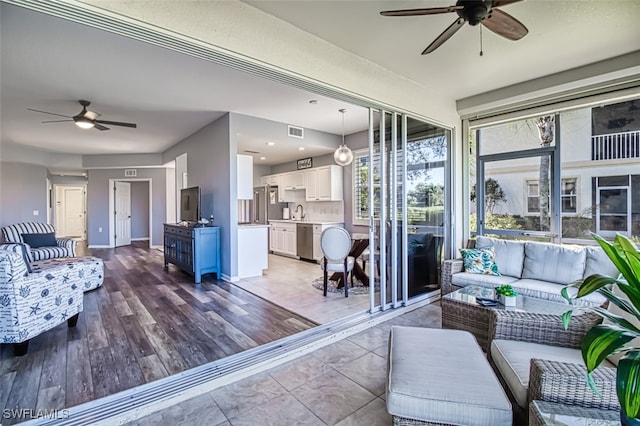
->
163, 224, 221, 284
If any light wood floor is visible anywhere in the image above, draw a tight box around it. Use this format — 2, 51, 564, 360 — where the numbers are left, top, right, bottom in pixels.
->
0, 242, 318, 424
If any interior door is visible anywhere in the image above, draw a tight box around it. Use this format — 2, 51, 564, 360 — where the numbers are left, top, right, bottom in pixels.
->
63, 186, 86, 238
115, 181, 132, 247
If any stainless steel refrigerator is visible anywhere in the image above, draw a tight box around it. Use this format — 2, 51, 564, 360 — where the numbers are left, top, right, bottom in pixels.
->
252, 186, 286, 224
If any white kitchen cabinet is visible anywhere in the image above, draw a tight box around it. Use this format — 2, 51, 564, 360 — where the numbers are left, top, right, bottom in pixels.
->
237, 154, 253, 200
305, 165, 343, 201
269, 221, 297, 257
283, 171, 305, 190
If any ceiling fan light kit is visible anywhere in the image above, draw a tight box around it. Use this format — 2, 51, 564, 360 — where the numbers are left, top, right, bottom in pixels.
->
334, 108, 353, 166
381, 0, 528, 55
27, 99, 137, 131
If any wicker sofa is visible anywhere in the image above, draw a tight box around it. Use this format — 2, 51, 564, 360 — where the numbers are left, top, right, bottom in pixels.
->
1, 222, 76, 261
442, 236, 620, 307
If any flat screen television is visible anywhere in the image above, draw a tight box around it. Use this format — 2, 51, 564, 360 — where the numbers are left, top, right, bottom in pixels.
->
180, 186, 201, 223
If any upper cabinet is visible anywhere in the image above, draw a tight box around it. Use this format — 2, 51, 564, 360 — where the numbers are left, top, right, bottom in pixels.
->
259, 165, 343, 202
283, 171, 305, 190
305, 165, 343, 201
237, 154, 253, 200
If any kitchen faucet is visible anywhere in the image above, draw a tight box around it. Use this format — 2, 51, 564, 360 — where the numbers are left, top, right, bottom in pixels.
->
295, 204, 305, 221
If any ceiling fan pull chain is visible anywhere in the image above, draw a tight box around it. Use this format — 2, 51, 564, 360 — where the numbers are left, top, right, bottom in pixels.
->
479, 25, 484, 56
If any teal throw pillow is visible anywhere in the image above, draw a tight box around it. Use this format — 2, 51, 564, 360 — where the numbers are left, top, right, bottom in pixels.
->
459, 247, 501, 276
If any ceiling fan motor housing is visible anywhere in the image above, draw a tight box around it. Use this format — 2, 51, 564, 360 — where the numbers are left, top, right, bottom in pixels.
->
457, 0, 491, 25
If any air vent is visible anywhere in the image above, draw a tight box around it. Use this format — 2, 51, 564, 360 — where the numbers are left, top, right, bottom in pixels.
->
288, 125, 304, 139
243, 150, 260, 154
124, 169, 137, 177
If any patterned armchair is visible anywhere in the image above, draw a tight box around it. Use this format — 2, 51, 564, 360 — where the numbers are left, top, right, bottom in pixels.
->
1, 222, 77, 261
0, 244, 84, 356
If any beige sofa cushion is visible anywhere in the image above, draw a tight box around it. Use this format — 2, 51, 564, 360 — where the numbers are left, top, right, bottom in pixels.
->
513, 278, 606, 307
476, 236, 526, 278
451, 272, 518, 289
490, 339, 615, 409
522, 242, 586, 285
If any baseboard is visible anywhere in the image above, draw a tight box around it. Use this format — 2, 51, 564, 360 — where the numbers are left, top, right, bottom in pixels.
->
150, 245, 163, 250
131, 237, 149, 241
88, 245, 111, 248
221, 273, 239, 282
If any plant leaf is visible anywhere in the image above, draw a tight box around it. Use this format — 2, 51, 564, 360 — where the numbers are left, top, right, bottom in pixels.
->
581, 325, 638, 371
561, 310, 573, 330
589, 306, 640, 334
576, 274, 618, 298
594, 233, 636, 287
617, 350, 640, 419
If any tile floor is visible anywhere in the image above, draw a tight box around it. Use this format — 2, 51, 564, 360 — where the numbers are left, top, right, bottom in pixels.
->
126, 302, 442, 426
234, 254, 374, 324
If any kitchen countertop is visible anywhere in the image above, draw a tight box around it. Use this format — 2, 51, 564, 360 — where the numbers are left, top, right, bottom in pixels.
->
268, 220, 344, 225
238, 223, 270, 228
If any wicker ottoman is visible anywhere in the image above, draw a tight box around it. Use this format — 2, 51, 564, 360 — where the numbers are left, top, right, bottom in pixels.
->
31, 256, 104, 291
386, 326, 512, 426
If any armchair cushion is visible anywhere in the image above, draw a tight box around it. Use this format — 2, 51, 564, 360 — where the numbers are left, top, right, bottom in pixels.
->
21, 232, 57, 248
0, 243, 31, 273
490, 339, 615, 409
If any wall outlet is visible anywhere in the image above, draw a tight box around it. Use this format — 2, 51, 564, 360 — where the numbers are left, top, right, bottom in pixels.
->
33, 210, 39, 216
98, 227, 103, 232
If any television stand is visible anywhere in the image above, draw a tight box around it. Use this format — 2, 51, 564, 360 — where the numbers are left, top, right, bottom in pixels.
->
163, 223, 221, 284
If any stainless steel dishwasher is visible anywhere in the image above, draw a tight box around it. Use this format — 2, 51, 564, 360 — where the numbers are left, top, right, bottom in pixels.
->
296, 223, 314, 260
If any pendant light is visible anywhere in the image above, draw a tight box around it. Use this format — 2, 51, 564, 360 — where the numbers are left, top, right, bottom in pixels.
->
334, 108, 353, 166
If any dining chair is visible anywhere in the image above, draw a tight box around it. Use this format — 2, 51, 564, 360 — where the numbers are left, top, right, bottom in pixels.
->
320, 226, 355, 297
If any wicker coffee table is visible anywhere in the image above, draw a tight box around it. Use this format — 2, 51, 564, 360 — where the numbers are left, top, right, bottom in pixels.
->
441, 285, 601, 351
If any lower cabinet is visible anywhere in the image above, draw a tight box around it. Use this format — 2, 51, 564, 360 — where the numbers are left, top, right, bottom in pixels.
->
269, 222, 297, 256
163, 224, 221, 284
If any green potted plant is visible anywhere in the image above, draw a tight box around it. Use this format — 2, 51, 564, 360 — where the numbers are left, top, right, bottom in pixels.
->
495, 284, 517, 307
562, 233, 640, 425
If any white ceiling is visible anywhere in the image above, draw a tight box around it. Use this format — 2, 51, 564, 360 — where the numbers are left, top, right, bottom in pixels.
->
2, 1, 639, 168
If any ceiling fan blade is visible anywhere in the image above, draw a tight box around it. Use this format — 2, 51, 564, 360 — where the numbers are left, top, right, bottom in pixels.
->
95, 119, 137, 128
27, 108, 72, 119
492, 0, 523, 8
422, 18, 465, 55
482, 8, 528, 40
94, 123, 110, 131
381, 5, 462, 17
42, 120, 73, 123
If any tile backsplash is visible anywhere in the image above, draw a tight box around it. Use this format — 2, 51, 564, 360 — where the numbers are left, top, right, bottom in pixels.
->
286, 192, 344, 222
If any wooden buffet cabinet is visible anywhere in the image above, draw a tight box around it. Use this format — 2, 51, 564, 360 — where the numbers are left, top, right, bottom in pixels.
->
163, 223, 221, 284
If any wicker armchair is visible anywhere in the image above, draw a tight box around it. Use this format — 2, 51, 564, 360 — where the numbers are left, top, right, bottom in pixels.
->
487, 309, 619, 424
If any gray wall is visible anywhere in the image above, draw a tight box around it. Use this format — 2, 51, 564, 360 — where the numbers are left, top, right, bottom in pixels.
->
163, 114, 234, 278
0, 162, 48, 229
131, 181, 150, 240
87, 169, 166, 247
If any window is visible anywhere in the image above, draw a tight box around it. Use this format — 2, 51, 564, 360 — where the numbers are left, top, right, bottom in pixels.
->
561, 178, 577, 213
527, 178, 577, 214
352, 149, 380, 224
526, 181, 540, 213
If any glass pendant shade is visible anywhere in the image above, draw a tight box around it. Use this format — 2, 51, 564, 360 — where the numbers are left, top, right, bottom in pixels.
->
334, 145, 353, 166
334, 108, 352, 166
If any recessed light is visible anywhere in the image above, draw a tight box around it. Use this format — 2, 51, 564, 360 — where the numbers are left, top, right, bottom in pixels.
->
266, 142, 275, 146
260, 156, 266, 160
309, 100, 318, 104
298, 147, 305, 151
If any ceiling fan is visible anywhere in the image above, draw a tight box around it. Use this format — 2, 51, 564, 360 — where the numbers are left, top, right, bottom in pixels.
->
380, 0, 528, 55
28, 100, 137, 131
